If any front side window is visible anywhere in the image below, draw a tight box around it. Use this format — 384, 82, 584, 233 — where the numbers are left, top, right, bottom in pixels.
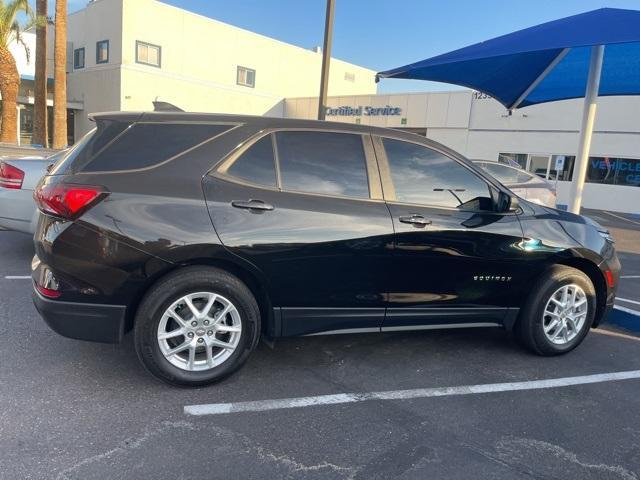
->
237, 66, 256, 88
136, 41, 161, 67
383, 138, 492, 210
225, 136, 277, 187
96, 40, 109, 64
74, 48, 85, 69
276, 131, 370, 199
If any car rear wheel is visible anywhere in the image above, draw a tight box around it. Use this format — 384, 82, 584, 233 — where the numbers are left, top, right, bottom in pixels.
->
516, 265, 596, 356
134, 266, 260, 387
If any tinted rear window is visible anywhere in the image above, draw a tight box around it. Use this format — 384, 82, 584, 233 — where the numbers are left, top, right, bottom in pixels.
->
49, 119, 128, 174
80, 123, 232, 172
226, 136, 277, 187
275, 131, 370, 198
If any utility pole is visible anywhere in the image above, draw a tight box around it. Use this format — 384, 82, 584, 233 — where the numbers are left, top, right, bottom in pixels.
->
317, 0, 335, 120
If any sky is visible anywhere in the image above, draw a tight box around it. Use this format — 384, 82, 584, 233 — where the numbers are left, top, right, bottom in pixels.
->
63, 0, 640, 93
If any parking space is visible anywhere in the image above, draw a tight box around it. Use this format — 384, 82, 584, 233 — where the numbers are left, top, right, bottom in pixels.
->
1, 226, 640, 479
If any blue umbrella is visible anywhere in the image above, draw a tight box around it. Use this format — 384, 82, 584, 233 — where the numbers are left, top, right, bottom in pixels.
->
377, 8, 640, 213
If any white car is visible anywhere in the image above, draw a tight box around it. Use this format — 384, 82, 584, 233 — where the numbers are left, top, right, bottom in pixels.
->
473, 161, 557, 208
0, 152, 63, 234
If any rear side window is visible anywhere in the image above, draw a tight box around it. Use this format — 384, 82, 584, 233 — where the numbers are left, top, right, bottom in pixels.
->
275, 131, 369, 199
226, 136, 277, 187
49, 120, 129, 174
82, 123, 232, 172
383, 138, 491, 210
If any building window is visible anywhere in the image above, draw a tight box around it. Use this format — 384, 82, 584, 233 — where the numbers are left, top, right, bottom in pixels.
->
73, 48, 85, 69
587, 156, 640, 187
237, 66, 256, 88
96, 40, 109, 64
344, 72, 355, 82
136, 41, 161, 68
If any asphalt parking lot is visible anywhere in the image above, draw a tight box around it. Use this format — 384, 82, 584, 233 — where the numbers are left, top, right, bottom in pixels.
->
1, 211, 639, 479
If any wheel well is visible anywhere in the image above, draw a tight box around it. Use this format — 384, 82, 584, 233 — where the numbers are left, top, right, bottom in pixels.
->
556, 257, 607, 326
125, 258, 274, 336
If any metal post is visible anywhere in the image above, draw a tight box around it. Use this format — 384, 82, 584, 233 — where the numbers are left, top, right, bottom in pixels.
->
568, 45, 604, 214
317, 0, 335, 120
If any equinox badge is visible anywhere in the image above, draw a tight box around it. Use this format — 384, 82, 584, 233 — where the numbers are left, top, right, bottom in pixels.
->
474, 275, 512, 282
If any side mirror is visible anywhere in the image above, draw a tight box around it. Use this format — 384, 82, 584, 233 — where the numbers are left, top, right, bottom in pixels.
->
498, 191, 520, 212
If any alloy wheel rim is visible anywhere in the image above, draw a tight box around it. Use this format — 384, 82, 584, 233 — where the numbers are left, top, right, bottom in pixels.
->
157, 292, 242, 372
542, 284, 588, 345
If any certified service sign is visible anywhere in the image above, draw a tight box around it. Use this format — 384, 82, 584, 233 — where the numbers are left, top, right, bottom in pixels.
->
325, 105, 402, 117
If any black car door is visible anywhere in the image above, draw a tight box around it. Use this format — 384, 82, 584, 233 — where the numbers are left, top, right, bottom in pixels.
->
203, 129, 394, 336
373, 135, 526, 331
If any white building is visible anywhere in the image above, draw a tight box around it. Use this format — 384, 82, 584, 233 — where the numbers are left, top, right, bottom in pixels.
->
286, 92, 640, 214
66, 0, 377, 137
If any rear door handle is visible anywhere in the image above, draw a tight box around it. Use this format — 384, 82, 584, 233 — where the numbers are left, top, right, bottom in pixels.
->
399, 214, 432, 227
231, 199, 274, 211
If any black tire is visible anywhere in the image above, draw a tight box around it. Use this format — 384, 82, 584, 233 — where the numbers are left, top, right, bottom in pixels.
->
134, 266, 260, 387
516, 265, 596, 356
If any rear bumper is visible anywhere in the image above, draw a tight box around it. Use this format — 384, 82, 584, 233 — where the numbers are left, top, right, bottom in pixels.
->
33, 287, 126, 343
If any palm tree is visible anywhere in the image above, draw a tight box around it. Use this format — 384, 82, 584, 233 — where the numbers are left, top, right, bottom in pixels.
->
0, 0, 36, 144
33, 0, 48, 147
52, 0, 66, 148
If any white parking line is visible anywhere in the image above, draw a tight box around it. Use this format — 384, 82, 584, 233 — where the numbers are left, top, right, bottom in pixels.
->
4, 275, 31, 280
614, 304, 640, 316
621, 275, 640, 279
617, 297, 640, 306
184, 370, 640, 416
602, 210, 640, 227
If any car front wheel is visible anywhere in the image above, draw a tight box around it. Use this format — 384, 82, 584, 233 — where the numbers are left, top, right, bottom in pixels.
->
516, 265, 596, 356
134, 266, 260, 387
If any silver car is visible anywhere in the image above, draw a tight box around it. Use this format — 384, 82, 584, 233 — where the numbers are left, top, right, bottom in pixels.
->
0, 152, 63, 234
473, 161, 557, 208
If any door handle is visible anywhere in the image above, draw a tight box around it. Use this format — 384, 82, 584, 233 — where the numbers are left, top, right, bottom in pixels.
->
231, 199, 274, 211
399, 214, 432, 227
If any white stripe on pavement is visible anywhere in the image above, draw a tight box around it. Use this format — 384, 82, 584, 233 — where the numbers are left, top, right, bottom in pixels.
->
184, 370, 640, 416
4, 275, 31, 280
617, 297, 640, 306
620, 275, 640, 279
614, 304, 640, 316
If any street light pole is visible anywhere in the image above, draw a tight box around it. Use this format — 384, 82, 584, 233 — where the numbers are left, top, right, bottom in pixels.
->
568, 44, 604, 214
317, 0, 335, 120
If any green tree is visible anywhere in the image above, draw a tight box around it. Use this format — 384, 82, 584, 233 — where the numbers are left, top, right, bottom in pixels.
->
0, 0, 37, 143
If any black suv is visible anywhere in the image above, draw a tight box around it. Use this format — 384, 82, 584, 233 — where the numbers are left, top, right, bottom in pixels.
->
32, 113, 620, 386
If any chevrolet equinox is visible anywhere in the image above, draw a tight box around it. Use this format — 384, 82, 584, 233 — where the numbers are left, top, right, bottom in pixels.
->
32, 113, 620, 386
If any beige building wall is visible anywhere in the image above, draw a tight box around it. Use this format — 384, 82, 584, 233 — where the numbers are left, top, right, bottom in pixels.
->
67, 0, 377, 136
67, 0, 124, 136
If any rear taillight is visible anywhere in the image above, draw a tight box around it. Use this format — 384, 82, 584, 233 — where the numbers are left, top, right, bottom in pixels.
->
0, 161, 24, 189
34, 183, 108, 219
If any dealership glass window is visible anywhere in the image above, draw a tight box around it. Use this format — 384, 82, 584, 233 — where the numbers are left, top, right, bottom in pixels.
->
73, 48, 85, 69
384, 138, 492, 210
96, 40, 109, 64
587, 156, 640, 187
498, 153, 528, 169
226, 136, 277, 187
136, 41, 161, 67
275, 131, 369, 198
237, 66, 256, 88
